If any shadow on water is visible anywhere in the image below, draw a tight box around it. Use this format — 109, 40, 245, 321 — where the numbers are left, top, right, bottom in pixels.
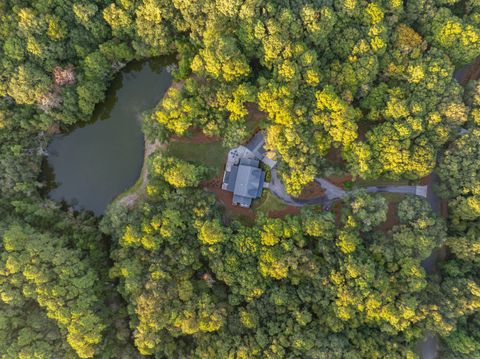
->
39, 156, 58, 195
43, 57, 173, 216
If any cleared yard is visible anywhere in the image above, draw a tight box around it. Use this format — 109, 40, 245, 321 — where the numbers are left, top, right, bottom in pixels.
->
254, 191, 289, 215
166, 140, 227, 177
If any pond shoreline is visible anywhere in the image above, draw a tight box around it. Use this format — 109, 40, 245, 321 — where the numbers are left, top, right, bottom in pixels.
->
114, 81, 183, 208
43, 59, 173, 215
115, 139, 165, 208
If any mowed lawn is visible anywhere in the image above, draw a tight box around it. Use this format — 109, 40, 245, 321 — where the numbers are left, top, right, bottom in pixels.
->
166, 140, 227, 177
253, 190, 288, 214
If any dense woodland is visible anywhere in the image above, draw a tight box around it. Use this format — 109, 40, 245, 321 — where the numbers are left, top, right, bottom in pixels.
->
0, 0, 480, 358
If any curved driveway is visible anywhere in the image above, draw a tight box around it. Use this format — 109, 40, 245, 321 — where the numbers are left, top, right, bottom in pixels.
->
268, 169, 428, 209
268, 169, 331, 207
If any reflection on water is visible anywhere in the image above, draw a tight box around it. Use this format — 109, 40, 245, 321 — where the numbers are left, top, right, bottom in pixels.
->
45, 58, 173, 215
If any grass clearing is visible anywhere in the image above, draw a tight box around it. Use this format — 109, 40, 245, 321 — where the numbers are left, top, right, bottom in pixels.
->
166, 140, 227, 177
224, 209, 256, 226
254, 190, 288, 215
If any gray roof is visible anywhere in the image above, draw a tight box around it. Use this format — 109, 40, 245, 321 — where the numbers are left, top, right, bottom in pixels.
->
245, 132, 266, 158
222, 163, 264, 201
261, 156, 277, 169
223, 166, 238, 192
221, 133, 268, 207
233, 195, 252, 207
234, 165, 263, 198
240, 158, 259, 167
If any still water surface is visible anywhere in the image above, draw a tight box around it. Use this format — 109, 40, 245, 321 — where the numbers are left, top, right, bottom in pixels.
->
46, 59, 172, 215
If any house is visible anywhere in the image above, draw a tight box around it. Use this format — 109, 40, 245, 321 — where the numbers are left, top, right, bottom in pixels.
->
222, 158, 265, 208
245, 131, 266, 158
245, 131, 277, 168
221, 131, 276, 208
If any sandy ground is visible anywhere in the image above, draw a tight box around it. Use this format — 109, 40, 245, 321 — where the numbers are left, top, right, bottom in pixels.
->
118, 139, 165, 208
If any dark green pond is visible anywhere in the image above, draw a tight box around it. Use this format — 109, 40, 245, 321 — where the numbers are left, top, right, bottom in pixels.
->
45, 59, 172, 215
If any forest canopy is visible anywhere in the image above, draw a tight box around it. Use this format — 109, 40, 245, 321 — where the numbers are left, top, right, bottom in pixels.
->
0, 0, 479, 358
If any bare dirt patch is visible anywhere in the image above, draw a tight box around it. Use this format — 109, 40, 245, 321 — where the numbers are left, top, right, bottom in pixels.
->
375, 201, 399, 233
246, 102, 268, 122
268, 205, 301, 219
419, 173, 433, 186
457, 57, 480, 85
245, 102, 268, 135
201, 176, 223, 191
297, 181, 325, 200
202, 176, 298, 220
441, 200, 448, 219
333, 202, 343, 228
170, 102, 267, 146
202, 176, 256, 221
357, 121, 373, 141
326, 175, 353, 189
326, 146, 346, 165
46, 123, 61, 135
